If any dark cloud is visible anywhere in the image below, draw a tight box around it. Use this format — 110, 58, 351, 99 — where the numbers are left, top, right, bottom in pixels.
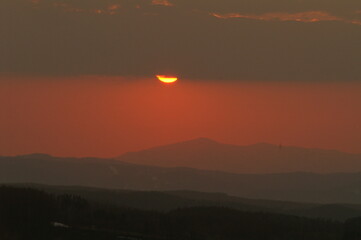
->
0, 0, 360, 81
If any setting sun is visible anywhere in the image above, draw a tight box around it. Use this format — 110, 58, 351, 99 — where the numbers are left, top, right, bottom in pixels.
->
156, 75, 178, 83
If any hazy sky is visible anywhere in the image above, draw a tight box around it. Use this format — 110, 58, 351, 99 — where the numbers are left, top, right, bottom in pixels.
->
1, 0, 361, 80
0, 0, 360, 157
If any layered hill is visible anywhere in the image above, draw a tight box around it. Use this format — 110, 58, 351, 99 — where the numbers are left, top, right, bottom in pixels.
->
118, 138, 361, 174
8, 183, 361, 221
1, 154, 361, 204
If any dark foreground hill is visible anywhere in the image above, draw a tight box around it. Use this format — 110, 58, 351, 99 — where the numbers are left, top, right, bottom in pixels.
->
9, 183, 361, 221
3, 186, 361, 240
1, 154, 361, 204
118, 138, 361, 173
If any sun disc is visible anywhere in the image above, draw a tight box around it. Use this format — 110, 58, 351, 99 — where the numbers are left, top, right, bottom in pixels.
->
156, 75, 178, 83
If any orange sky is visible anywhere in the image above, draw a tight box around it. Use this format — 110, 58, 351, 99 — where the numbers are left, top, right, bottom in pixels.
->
1, 1, 360, 158
0, 76, 360, 157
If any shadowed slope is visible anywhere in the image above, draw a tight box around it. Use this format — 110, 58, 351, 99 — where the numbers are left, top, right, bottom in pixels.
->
1, 154, 361, 204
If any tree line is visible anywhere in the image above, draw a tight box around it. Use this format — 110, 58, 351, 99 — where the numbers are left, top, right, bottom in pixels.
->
0, 186, 360, 240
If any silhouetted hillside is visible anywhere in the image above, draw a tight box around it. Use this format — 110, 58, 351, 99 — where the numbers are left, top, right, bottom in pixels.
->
1, 154, 361, 204
8, 183, 361, 221
3, 186, 359, 240
345, 217, 361, 240
118, 138, 361, 173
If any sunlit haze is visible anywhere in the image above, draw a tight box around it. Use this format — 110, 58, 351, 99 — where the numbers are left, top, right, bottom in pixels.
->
1, 76, 360, 157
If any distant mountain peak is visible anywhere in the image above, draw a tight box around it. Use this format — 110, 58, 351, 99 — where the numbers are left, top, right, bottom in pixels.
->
184, 137, 220, 145
252, 142, 275, 146
117, 139, 361, 174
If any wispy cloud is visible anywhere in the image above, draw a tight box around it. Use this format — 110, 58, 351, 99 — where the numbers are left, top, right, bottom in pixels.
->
151, 0, 174, 7
108, 4, 121, 11
211, 11, 361, 26
29, 0, 174, 14
349, 20, 361, 25
31, 1, 122, 15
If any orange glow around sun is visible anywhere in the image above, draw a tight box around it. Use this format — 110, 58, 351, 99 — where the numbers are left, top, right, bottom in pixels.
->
156, 75, 178, 83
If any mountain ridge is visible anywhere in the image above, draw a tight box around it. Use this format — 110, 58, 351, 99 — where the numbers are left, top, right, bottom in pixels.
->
117, 138, 361, 174
1, 154, 361, 204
